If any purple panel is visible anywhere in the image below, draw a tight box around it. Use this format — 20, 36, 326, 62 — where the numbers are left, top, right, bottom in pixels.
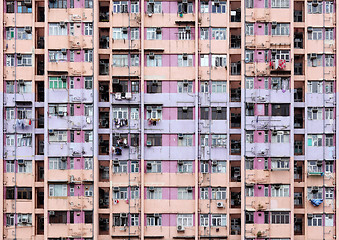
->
169, 80, 178, 93
254, 158, 265, 170
255, 50, 266, 62
74, 103, 84, 116
162, 161, 170, 173
254, 184, 266, 197
74, 184, 83, 196
74, 0, 84, 8
254, 212, 265, 224
254, 0, 265, 8
169, 187, 178, 199
162, 187, 170, 199
162, 1, 170, 13
254, 131, 265, 143
161, 213, 170, 226
169, 1, 178, 13
74, 76, 83, 89
169, 134, 178, 146
162, 81, 170, 93
169, 213, 177, 226
255, 77, 266, 89
74, 211, 83, 223
74, 158, 82, 169
74, 50, 83, 62
169, 161, 177, 173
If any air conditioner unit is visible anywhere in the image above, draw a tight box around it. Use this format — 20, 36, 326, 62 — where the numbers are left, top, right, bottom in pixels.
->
61, 157, 67, 161
115, 93, 122, 100
307, 214, 313, 218
58, 111, 64, 116
147, 106, 152, 111
312, 0, 318, 6
24, 0, 32, 5
122, 27, 128, 33
178, 160, 184, 165
217, 107, 222, 112
21, 218, 28, 223
214, 0, 220, 6
183, 79, 189, 86
113, 160, 120, 166
182, 106, 188, 112
183, 53, 188, 60
271, 49, 277, 55
154, 213, 160, 217
49, 211, 55, 216
18, 79, 25, 85
156, 27, 162, 34
317, 160, 323, 166
182, 0, 188, 4
217, 202, 224, 208
125, 92, 132, 99
60, 21, 66, 28
23, 133, 32, 137
272, 21, 277, 28
311, 53, 317, 59
24, 26, 32, 33
18, 159, 25, 165
149, 52, 155, 59
312, 186, 319, 193
146, 162, 152, 169
177, 225, 185, 232
185, 26, 191, 32
120, 213, 128, 218
274, 185, 281, 189
178, 133, 184, 139
147, 141, 152, 147
122, 4, 128, 13
149, 0, 154, 3
307, 27, 313, 32
17, 53, 22, 59
212, 160, 218, 166
156, 106, 162, 111
113, 187, 120, 192
61, 75, 67, 81
149, 186, 155, 192
186, 186, 192, 192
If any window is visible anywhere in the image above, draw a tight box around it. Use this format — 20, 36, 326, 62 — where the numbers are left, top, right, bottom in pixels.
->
245, 158, 254, 170
147, 187, 162, 199
6, 161, 15, 173
200, 28, 209, 40
6, 214, 15, 226
131, 1, 139, 13
272, 23, 290, 35
308, 107, 323, 120
325, 81, 334, 93
178, 161, 193, 173
18, 160, 32, 173
212, 161, 226, 173
200, 187, 209, 199
307, 81, 323, 93
147, 1, 162, 13
6, 135, 15, 146
272, 0, 289, 8
49, 0, 67, 8
130, 28, 139, 40
212, 187, 227, 200
16, 134, 32, 147
85, 104, 93, 116
308, 2, 322, 13
271, 212, 290, 224
49, 130, 67, 142
17, 28, 32, 40
84, 50, 93, 62
325, 28, 334, 40
271, 158, 289, 170
200, 1, 209, 13
307, 54, 323, 67
200, 55, 209, 66
211, 214, 227, 227
200, 108, 209, 120
84, 23, 93, 35
246, 77, 254, 89
49, 184, 67, 197
147, 214, 162, 226
325, 134, 334, 146
49, 23, 67, 35
325, 188, 334, 199
272, 50, 290, 62
246, 131, 254, 143
17, 1, 32, 12
178, 187, 193, 200
84, 158, 93, 170
147, 135, 162, 146
113, 160, 128, 173
308, 161, 323, 173
17, 214, 32, 226
113, 213, 128, 226
48, 104, 67, 116
177, 214, 193, 227
85, 0, 93, 8
325, 54, 334, 67
17, 54, 32, 66
212, 55, 227, 67
49, 158, 67, 170
146, 106, 162, 120
147, 54, 162, 66
178, 107, 193, 120
6, 1, 14, 13
211, 1, 226, 13
271, 185, 289, 197
211, 135, 227, 147
271, 131, 289, 143
178, 54, 193, 67
246, 23, 254, 36
325, 1, 333, 13
147, 27, 162, 40
271, 104, 290, 116
200, 214, 209, 226
112, 27, 128, 40
308, 135, 322, 146
84, 77, 93, 89
146, 161, 162, 173
17, 81, 32, 94
325, 161, 334, 173
6, 81, 15, 93
17, 187, 32, 199
307, 187, 323, 199
131, 214, 139, 226
246, 187, 254, 197
6, 55, 15, 66
201, 161, 209, 173
325, 214, 334, 227
130, 187, 139, 199
212, 28, 226, 40
178, 27, 191, 40
246, 212, 254, 223
245, 50, 254, 62
200, 81, 209, 93
131, 81, 140, 93
131, 161, 140, 173
113, 55, 128, 67
178, 81, 193, 93
246, 0, 254, 8
113, 187, 128, 199
113, 107, 128, 119
308, 214, 322, 226
49, 77, 66, 89
178, 2, 193, 13
84, 131, 93, 143
308, 28, 322, 40
178, 134, 193, 146
212, 81, 227, 93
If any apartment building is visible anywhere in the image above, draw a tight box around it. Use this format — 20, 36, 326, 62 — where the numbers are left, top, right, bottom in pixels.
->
0, 0, 338, 239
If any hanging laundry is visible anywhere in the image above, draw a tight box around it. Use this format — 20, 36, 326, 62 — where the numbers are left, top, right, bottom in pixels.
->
310, 199, 323, 207
115, 147, 122, 155
278, 59, 286, 70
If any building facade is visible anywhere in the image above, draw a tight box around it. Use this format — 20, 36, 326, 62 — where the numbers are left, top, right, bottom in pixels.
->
0, 0, 338, 239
